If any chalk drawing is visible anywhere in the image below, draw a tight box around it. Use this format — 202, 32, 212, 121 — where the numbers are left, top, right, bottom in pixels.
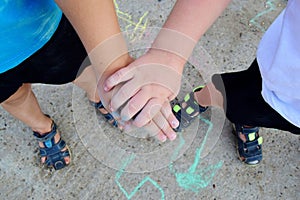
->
112, 2, 160, 199
114, 0, 149, 41
249, 0, 279, 32
115, 154, 165, 200
169, 116, 223, 193
115, 115, 223, 198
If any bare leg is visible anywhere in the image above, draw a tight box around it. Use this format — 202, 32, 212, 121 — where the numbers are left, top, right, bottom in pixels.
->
73, 65, 100, 103
73, 57, 133, 128
73, 65, 113, 118
193, 82, 224, 109
1, 83, 70, 164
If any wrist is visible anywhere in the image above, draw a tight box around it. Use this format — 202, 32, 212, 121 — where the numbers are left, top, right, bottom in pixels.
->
151, 28, 196, 67
147, 48, 186, 74
102, 54, 133, 77
88, 33, 130, 78
98, 54, 133, 85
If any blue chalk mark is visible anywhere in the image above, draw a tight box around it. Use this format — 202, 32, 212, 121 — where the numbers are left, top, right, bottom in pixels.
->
249, 0, 278, 32
169, 115, 223, 193
115, 113, 223, 197
115, 154, 165, 200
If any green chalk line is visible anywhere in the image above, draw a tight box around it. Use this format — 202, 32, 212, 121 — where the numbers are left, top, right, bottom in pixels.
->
249, 0, 277, 32
115, 154, 165, 200
115, 114, 224, 198
170, 115, 223, 193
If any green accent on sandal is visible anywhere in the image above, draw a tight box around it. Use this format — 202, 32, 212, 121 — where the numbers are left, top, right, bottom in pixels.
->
257, 136, 263, 145
172, 85, 208, 132
173, 104, 181, 113
186, 107, 194, 115
248, 132, 256, 141
193, 85, 204, 92
184, 93, 190, 102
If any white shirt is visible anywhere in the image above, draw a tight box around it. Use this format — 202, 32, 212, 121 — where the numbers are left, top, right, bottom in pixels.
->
257, 0, 300, 128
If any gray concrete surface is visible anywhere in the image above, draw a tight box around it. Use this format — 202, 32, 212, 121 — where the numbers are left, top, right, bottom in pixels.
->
0, 0, 299, 199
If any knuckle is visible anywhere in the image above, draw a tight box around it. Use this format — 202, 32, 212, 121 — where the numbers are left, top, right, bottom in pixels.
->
113, 72, 122, 82
118, 87, 128, 99
113, 69, 125, 82
162, 102, 172, 114
134, 115, 150, 128
128, 101, 138, 114
157, 131, 166, 141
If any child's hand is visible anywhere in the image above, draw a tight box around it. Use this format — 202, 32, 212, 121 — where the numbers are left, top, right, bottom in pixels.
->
144, 100, 179, 141
103, 49, 184, 129
123, 100, 179, 142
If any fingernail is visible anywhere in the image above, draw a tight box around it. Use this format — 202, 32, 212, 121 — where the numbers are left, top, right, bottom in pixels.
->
170, 133, 177, 140
172, 120, 179, 128
104, 85, 109, 92
119, 125, 124, 131
160, 135, 167, 142
124, 124, 132, 132
109, 103, 113, 112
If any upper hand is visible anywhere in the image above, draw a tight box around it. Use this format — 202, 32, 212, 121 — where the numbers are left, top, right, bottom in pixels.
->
103, 49, 185, 128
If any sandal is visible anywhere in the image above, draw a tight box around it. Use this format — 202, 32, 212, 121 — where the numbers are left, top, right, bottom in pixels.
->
90, 100, 118, 127
33, 119, 71, 170
172, 86, 208, 131
234, 124, 263, 165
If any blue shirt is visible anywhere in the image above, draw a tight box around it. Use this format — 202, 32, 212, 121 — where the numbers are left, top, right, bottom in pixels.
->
0, 0, 62, 73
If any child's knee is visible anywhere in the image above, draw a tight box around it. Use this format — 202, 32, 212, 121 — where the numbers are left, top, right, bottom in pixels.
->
2, 84, 32, 105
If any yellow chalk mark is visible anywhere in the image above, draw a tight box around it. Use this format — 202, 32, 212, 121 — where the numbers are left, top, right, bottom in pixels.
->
114, 0, 149, 41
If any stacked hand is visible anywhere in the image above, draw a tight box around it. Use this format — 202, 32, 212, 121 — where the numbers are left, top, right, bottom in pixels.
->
101, 50, 185, 141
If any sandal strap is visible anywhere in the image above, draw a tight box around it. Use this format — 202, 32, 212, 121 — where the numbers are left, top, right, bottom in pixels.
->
44, 148, 70, 170
242, 137, 263, 151
40, 139, 70, 170
173, 86, 207, 130
235, 124, 260, 142
90, 100, 118, 127
33, 122, 57, 143
238, 138, 262, 163
39, 138, 66, 157
90, 100, 105, 110
242, 152, 262, 164
101, 113, 118, 127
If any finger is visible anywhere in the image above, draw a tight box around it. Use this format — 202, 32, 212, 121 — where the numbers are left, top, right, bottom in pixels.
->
144, 121, 167, 142
123, 121, 136, 133
104, 66, 134, 91
109, 79, 142, 112
132, 98, 164, 128
120, 87, 151, 121
152, 111, 177, 141
160, 101, 179, 129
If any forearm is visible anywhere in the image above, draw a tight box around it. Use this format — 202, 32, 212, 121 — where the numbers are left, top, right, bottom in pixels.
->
151, 0, 231, 72
55, 0, 131, 77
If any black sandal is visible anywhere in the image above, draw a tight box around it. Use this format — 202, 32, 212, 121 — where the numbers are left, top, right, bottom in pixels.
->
33, 119, 71, 170
234, 124, 263, 165
172, 86, 208, 131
